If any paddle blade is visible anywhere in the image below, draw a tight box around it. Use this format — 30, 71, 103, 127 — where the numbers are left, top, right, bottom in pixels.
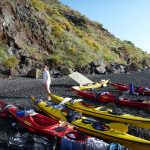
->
107, 123, 128, 133
101, 79, 109, 87
30, 96, 36, 101
59, 97, 72, 105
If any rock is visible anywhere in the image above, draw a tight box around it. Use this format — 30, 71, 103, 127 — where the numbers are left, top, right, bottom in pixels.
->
124, 65, 131, 73
24, 58, 33, 66
0, 66, 19, 76
0, 67, 10, 75
9, 67, 20, 76
105, 63, 116, 74
114, 64, 125, 73
106, 63, 125, 74
91, 60, 104, 67
129, 62, 139, 71
26, 68, 42, 78
95, 66, 106, 74
19, 49, 30, 58
61, 67, 73, 75
81, 65, 91, 74
7, 47, 18, 56
90, 60, 106, 74
18, 65, 31, 75
137, 69, 141, 72
51, 69, 62, 78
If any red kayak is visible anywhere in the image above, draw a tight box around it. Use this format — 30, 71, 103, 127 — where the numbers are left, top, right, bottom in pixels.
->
110, 82, 150, 96
0, 100, 88, 141
71, 86, 150, 109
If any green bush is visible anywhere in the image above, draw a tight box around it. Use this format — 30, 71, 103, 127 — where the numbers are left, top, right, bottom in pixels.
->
3, 56, 19, 68
52, 25, 64, 37
31, 0, 48, 10
50, 54, 63, 65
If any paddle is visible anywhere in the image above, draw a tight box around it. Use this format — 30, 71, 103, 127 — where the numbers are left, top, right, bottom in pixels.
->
100, 79, 110, 87
31, 96, 35, 101
106, 123, 128, 133
59, 97, 72, 105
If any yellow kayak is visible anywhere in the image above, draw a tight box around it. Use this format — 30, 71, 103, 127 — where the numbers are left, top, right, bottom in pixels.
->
77, 79, 109, 90
50, 93, 150, 129
31, 96, 150, 150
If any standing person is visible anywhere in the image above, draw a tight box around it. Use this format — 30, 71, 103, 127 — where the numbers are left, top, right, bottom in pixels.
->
43, 65, 51, 100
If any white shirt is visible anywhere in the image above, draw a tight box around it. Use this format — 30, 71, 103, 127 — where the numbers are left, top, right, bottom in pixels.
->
43, 70, 51, 84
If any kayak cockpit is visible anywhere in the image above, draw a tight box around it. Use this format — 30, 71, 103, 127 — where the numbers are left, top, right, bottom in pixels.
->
30, 114, 57, 127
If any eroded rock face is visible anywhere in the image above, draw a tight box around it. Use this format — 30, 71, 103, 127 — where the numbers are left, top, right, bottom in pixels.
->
105, 63, 125, 74
0, 0, 54, 76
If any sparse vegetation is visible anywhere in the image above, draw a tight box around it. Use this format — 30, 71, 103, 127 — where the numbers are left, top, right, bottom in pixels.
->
3, 56, 19, 68
30, 0, 150, 68
0, 0, 149, 72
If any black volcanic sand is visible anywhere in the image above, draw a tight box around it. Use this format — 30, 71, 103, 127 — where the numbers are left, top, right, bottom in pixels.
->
0, 70, 150, 149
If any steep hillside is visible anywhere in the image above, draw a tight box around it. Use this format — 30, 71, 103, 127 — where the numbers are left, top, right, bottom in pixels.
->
0, 0, 150, 75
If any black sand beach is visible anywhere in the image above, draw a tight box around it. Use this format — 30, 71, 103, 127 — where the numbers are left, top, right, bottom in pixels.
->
0, 70, 150, 149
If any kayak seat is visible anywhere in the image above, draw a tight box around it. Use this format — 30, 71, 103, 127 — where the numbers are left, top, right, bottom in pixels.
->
34, 99, 43, 104
108, 108, 123, 115
99, 107, 107, 111
92, 122, 109, 131
95, 92, 110, 100
55, 126, 66, 132
30, 115, 56, 127
66, 131, 87, 141
67, 111, 82, 123
137, 98, 144, 102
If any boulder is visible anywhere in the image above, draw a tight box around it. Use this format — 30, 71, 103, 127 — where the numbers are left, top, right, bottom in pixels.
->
19, 65, 31, 75
91, 60, 104, 67
81, 65, 91, 74
61, 67, 73, 75
0, 66, 20, 76
106, 63, 125, 74
95, 66, 106, 74
129, 62, 139, 71
114, 64, 125, 73
105, 64, 115, 74
8, 47, 18, 56
51, 69, 62, 78
9, 67, 20, 76
24, 58, 33, 66
26, 68, 42, 78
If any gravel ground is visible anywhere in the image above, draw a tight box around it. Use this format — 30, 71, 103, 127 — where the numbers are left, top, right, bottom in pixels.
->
0, 70, 150, 149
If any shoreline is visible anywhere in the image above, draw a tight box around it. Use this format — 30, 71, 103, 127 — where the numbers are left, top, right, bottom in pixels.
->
0, 70, 150, 149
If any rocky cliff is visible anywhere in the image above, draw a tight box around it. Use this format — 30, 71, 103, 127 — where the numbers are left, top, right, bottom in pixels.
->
0, 0, 150, 76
